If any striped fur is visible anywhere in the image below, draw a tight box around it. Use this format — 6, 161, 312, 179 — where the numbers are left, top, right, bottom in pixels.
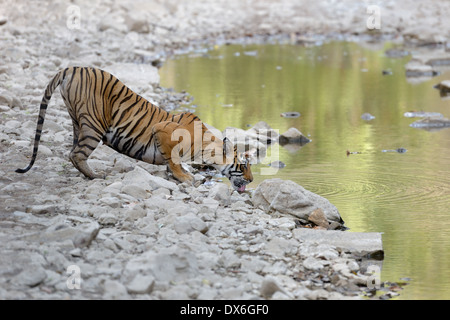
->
16, 67, 253, 191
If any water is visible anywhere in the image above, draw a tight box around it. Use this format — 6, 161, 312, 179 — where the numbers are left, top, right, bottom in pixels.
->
159, 42, 450, 299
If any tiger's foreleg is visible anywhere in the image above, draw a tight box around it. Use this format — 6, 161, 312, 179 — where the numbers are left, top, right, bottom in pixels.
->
152, 122, 194, 184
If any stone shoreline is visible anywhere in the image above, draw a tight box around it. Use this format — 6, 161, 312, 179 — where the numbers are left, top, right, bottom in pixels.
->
2, 0, 449, 300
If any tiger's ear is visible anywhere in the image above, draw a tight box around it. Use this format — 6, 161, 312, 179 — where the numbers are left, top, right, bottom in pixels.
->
223, 137, 234, 157
243, 148, 257, 158
242, 148, 257, 164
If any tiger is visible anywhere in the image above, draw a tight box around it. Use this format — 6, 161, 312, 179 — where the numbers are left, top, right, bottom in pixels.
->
16, 66, 254, 192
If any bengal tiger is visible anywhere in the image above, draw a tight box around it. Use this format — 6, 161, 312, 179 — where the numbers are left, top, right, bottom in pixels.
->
16, 67, 254, 192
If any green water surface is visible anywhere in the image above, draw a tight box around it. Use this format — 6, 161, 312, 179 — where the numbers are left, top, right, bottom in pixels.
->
159, 42, 450, 299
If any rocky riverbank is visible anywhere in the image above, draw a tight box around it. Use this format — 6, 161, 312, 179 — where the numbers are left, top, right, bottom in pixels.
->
2, 0, 449, 300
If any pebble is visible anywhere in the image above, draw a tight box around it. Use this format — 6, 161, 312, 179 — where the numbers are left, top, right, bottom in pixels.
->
126, 274, 155, 294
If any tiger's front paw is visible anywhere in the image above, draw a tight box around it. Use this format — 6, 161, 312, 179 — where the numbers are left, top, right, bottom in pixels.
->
174, 172, 194, 185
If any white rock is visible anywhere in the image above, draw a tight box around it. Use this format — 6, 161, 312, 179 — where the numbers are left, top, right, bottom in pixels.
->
14, 265, 47, 287
252, 179, 345, 227
208, 183, 231, 206
121, 184, 149, 199
124, 204, 147, 221
126, 274, 155, 294
219, 249, 241, 269
303, 256, 326, 271
260, 276, 285, 298
174, 214, 208, 234
103, 280, 131, 300
124, 13, 150, 33
102, 181, 123, 195
98, 213, 118, 226
123, 166, 177, 191
38, 145, 53, 156
99, 196, 122, 209
123, 247, 199, 283
20, 218, 100, 248
107, 63, 160, 90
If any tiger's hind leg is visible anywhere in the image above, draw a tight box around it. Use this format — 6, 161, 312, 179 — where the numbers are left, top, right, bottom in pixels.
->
69, 124, 104, 179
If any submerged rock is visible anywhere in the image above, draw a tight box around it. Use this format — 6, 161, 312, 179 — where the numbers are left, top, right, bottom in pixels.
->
405, 63, 439, 78
269, 160, 286, 168
382, 148, 407, 153
409, 117, 450, 129
361, 113, 375, 121
279, 127, 311, 145
385, 48, 410, 58
404, 111, 443, 118
280, 112, 300, 118
433, 80, 450, 97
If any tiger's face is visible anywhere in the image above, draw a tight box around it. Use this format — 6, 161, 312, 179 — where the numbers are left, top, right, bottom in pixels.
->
217, 138, 254, 192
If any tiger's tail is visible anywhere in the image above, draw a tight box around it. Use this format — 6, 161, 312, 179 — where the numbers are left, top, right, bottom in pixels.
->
15, 69, 67, 174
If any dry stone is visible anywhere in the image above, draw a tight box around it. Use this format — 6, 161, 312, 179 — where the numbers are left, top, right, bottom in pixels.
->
252, 178, 345, 228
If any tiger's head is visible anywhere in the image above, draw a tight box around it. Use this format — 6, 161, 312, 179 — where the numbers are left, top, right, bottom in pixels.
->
203, 136, 254, 192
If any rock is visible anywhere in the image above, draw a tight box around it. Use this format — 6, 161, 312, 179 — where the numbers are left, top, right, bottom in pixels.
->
14, 265, 47, 287
26, 204, 56, 215
218, 249, 241, 269
0, 91, 13, 107
107, 63, 160, 91
269, 160, 286, 168
252, 179, 345, 228
38, 145, 53, 156
99, 196, 122, 208
98, 213, 118, 226
293, 229, 384, 257
381, 148, 407, 153
123, 166, 177, 191
361, 113, 375, 121
98, 15, 127, 33
174, 214, 208, 234
434, 80, 450, 96
302, 256, 326, 271
126, 274, 155, 294
405, 63, 439, 77
0, 91, 21, 109
308, 208, 329, 229
426, 57, 450, 67
260, 276, 290, 299
222, 121, 278, 162
208, 183, 231, 206
246, 121, 279, 143
124, 13, 150, 33
0, 16, 7, 26
385, 48, 410, 58
404, 111, 443, 118
278, 127, 311, 145
112, 157, 135, 173
103, 280, 131, 300
121, 184, 149, 199
280, 112, 300, 118
124, 204, 147, 221
122, 247, 199, 283
409, 117, 450, 129
20, 218, 100, 248
0, 251, 47, 287
102, 181, 123, 195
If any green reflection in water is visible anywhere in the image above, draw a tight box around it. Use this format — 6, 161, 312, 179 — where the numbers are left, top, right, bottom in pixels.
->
159, 42, 450, 299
